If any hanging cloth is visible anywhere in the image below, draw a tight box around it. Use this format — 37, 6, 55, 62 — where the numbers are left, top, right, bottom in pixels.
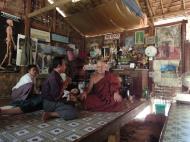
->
122, 0, 143, 17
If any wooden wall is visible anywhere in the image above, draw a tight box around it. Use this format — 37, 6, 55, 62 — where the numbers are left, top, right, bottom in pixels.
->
85, 21, 188, 94
0, 0, 84, 99
0, 1, 189, 99
0, 0, 24, 99
0, 69, 24, 99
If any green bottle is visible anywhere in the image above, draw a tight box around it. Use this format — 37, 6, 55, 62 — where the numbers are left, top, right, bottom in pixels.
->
143, 87, 149, 99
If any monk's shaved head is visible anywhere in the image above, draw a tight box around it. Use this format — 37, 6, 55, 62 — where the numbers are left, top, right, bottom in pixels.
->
96, 60, 108, 74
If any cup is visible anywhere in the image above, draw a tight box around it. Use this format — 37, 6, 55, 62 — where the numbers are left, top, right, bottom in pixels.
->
78, 81, 85, 93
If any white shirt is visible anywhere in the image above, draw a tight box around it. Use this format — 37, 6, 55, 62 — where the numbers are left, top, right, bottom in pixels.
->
12, 73, 33, 90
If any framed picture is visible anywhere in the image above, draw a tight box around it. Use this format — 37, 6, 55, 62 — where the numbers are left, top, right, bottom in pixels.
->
146, 36, 155, 45
31, 28, 50, 42
125, 36, 134, 48
16, 34, 25, 66
16, 34, 38, 66
155, 24, 181, 60
0, 12, 23, 72
37, 43, 66, 74
135, 31, 144, 44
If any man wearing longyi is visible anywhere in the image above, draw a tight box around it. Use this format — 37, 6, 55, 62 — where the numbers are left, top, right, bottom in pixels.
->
41, 56, 78, 122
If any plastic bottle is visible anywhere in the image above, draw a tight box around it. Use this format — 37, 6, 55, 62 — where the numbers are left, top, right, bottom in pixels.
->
142, 87, 149, 99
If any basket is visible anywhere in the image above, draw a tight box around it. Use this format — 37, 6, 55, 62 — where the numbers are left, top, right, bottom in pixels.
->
155, 104, 166, 115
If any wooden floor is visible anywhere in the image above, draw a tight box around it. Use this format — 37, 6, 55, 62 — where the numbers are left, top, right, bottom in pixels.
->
0, 98, 11, 107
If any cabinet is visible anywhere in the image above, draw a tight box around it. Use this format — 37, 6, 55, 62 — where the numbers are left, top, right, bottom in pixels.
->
112, 69, 148, 99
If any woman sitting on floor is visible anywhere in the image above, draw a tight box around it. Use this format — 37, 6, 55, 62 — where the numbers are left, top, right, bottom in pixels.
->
0, 65, 43, 115
81, 60, 125, 112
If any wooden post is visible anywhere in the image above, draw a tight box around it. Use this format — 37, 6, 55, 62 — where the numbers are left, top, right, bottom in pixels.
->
24, 0, 32, 36
181, 20, 187, 73
160, 0, 164, 16
28, 0, 70, 18
145, 0, 154, 25
108, 130, 120, 142
52, 10, 56, 33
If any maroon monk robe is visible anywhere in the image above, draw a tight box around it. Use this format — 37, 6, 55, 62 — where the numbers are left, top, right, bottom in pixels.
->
84, 72, 125, 112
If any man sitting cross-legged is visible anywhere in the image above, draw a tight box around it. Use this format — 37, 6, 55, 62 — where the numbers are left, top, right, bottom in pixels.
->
0, 65, 42, 115
41, 56, 78, 122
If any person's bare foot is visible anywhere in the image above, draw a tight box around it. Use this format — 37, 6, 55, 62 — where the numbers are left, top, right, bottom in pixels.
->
42, 112, 50, 122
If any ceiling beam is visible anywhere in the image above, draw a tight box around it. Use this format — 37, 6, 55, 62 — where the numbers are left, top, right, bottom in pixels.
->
182, 0, 186, 10
24, 0, 32, 36
28, 0, 70, 18
145, 0, 154, 25
148, 0, 155, 16
151, 8, 189, 19
160, 0, 164, 15
150, 1, 189, 9
166, 0, 173, 12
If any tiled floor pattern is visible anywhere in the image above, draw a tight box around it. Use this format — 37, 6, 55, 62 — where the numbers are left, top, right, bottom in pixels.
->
0, 101, 142, 142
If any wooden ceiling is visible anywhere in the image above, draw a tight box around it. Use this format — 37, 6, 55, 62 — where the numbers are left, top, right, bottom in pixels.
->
52, 0, 190, 24
139, 0, 190, 24
28, 0, 190, 35
29, 0, 144, 36
62, 0, 144, 36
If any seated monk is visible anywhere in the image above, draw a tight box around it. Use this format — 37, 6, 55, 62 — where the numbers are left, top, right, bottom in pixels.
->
81, 60, 125, 112
0, 65, 42, 115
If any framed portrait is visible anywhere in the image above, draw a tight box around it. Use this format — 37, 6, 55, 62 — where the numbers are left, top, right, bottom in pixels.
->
155, 24, 181, 60
135, 31, 144, 45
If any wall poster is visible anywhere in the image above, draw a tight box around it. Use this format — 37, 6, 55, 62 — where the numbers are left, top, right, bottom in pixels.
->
125, 36, 135, 49
16, 34, 38, 66
145, 36, 155, 45
0, 12, 23, 72
31, 28, 50, 42
37, 43, 66, 74
155, 24, 181, 60
135, 31, 144, 44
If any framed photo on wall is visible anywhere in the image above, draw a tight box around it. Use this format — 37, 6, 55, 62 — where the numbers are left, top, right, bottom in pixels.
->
135, 31, 144, 45
16, 34, 38, 66
37, 43, 66, 74
125, 36, 134, 48
155, 24, 181, 60
146, 36, 155, 45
